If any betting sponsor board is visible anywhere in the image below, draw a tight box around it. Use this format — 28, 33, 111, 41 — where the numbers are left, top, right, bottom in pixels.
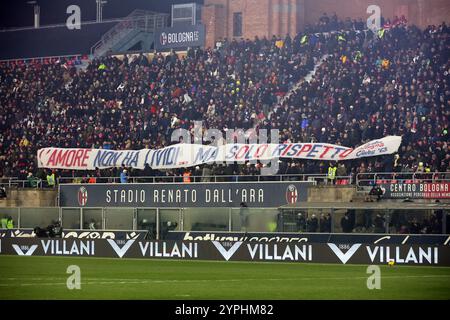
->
168, 231, 450, 245
0, 228, 148, 240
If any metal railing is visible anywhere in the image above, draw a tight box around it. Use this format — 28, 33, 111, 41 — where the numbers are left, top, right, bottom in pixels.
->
356, 172, 450, 187
57, 174, 353, 185
90, 10, 169, 57
0, 174, 354, 188
0, 16, 139, 33
6, 171, 449, 188
4, 172, 450, 189
0, 177, 44, 189
0, 53, 90, 64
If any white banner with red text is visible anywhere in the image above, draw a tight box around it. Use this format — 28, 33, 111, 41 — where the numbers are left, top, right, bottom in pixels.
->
37, 136, 402, 170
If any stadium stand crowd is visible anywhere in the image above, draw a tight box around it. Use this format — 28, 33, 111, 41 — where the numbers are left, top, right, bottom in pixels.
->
0, 15, 449, 185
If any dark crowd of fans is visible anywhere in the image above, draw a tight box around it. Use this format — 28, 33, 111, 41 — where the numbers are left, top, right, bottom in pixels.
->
0, 15, 449, 185
278, 206, 445, 234
339, 208, 445, 234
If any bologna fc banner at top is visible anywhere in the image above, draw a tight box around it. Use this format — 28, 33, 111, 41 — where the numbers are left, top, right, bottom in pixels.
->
37, 136, 402, 170
154, 24, 205, 50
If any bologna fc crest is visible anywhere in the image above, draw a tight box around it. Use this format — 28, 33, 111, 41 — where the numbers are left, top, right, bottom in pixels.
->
160, 32, 167, 45
286, 184, 298, 204
78, 186, 88, 206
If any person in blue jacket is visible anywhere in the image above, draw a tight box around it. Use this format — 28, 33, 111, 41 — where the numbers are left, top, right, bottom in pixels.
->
120, 169, 129, 183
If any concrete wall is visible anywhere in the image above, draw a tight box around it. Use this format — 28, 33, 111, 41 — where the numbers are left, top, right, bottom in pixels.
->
202, 0, 450, 48
308, 186, 356, 202
202, 0, 301, 47
302, 0, 450, 28
0, 189, 57, 207
202, 1, 227, 49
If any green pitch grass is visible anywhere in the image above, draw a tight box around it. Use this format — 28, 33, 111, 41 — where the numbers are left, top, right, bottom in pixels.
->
0, 255, 449, 299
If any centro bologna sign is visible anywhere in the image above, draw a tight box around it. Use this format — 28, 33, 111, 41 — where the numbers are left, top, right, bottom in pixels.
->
59, 182, 312, 208
155, 24, 205, 50
381, 182, 450, 199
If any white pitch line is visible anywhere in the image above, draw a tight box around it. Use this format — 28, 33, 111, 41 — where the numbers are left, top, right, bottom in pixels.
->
444, 236, 450, 246
3, 277, 192, 281
402, 236, 410, 245
7, 255, 450, 269
374, 236, 391, 244
1, 275, 449, 287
